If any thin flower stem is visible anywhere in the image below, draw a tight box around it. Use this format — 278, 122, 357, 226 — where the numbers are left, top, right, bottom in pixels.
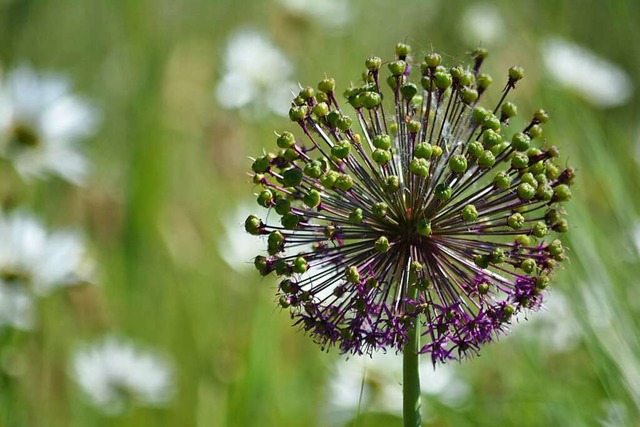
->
403, 279, 421, 427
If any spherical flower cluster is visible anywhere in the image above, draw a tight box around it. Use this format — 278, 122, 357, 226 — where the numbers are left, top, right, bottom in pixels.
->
245, 43, 574, 364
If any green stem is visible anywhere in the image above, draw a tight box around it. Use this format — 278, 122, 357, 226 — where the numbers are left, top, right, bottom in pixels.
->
403, 282, 421, 427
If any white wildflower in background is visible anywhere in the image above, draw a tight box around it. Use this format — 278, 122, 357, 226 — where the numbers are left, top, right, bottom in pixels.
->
0, 66, 98, 184
0, 210, 90, 330
542, 38, 633, 108
511, 291, 581, 353
277, 0, 351, 28
215, 30, 297, 117
461, 3, 505, 45
0, 211, 90, 295
72, 336, 174, 414
0, 285, 32, 330
324, 352, 468, 425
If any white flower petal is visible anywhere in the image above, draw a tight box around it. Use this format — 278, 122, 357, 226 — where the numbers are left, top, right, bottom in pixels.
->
72, 336, 174, 414
542, 38, 633, 108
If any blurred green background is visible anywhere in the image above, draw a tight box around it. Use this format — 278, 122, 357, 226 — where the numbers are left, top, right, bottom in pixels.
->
1, 0, 639, 425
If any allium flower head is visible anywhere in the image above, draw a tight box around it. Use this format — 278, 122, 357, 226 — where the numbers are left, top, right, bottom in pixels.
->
245, 44, 575, 364
72, 336, 174, 414
0, 66, 98, 184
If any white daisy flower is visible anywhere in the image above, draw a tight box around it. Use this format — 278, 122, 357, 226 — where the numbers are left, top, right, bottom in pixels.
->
324, 352, 468, 425
72, 336, 174, 414
215, 30, 298, 117
0, 210, 90, 296
277, 0, 351, 28
542, 38, 633, 108
0, 65, 98, 185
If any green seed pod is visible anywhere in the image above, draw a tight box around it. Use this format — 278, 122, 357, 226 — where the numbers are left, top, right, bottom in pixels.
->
520, 172, 538, 188
494, 171, 510, 189
375, 236, 390, 253
267, 231, 285, 255
292, 257, 308, 274
467, 141, 483, 157
431, 145, 443, 157
388, 60, 407, 76
252, 156, 271, 173
528, 124, 543, 139
511, 152, 529, 169
474, 254, 490, 269
534, 109, 549, 124
482, 115, 501, 131
472, 107, 490, 125
395, 43, 411, 58
520, 258, 536, 274
244, 215, 262, 235
289, 105, 308, 122
547, 239, 564, 257
490, 248, 506, 264
334, 174, 354, 191
257, 189, 274, 207
372, 202, 388, 218
449, 154, 468, 173
435, 183, 452, 200
320, 170, 340, 188
281, 213, 300, 229
362, 91, 382, 109
277, 131, 296, 149
410, 157, 430, 176
282, 168, 303, 187
417, 219, 432, 236
372, 149, 392, 165
476, 73, 493, 92
553, 218, 569, 233
462, 204, 478, 222
303, 189, 321, 208
536, 184, 554, 201
434, 71, 452, 90
331, 140, 352, 159
299, 86, 315, 100
501, 102, 518, 119
336, 114, 353, 131
400, 83, 418, 100
517, 182, 536, 200
414, 142, 433, 159
407, 120, 421, 133
425, 52, 441, 68
312, 102, 329, 117
511, 132, 531, 151
507, 213, 525, 229
346, 266, 360, 283
274, 198, 291, 215
304, 160, 324, 178
478, 150, 496, 168
450, 65, 464, 80
349, 208, 364, 224
318, 78, 336, 93
508, 66, 525, 82
365, 56, 382, 71
532, 221, 548, 238
553, 184, 572, 202
459, 72, 475, 88
482, 129, 502, 147
384, 175, 400, 193
373, 134, 392, 150
254, 255, 269, 275
460, 87, 478, 104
